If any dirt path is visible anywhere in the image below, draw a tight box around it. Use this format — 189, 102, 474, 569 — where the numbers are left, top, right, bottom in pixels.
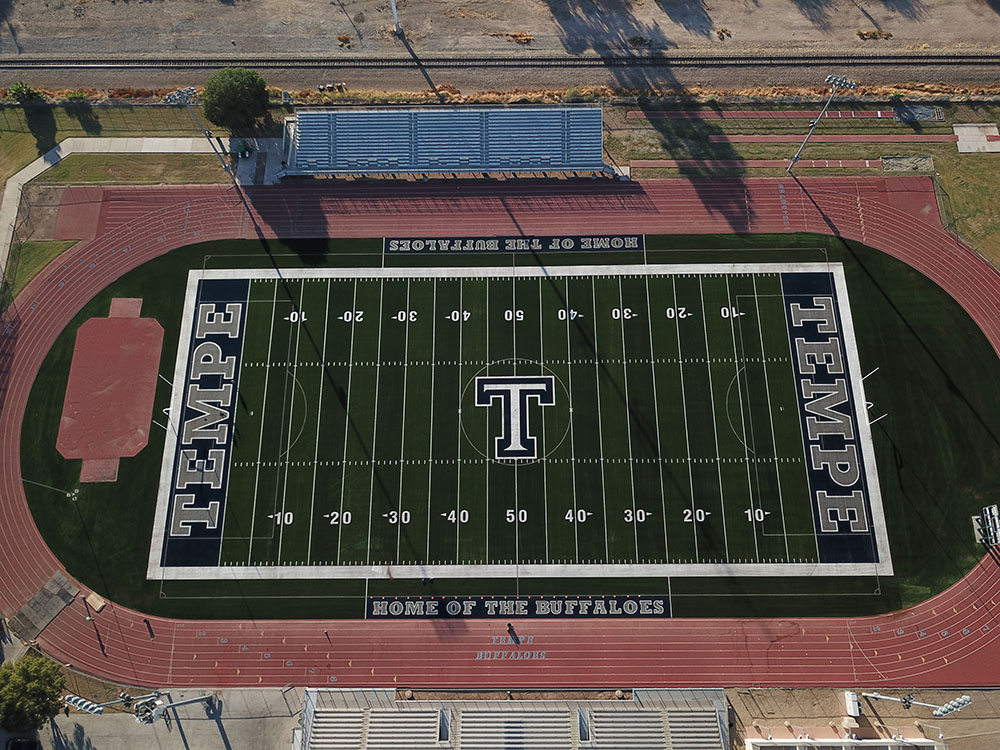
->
1, 0, 1000, 57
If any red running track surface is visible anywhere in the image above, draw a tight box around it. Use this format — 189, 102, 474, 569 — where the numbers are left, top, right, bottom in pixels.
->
2, 176, 1000, 689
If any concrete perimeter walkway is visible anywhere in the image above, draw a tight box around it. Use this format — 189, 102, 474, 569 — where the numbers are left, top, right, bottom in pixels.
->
0, 135, 282, 281
0, 687, 300, 750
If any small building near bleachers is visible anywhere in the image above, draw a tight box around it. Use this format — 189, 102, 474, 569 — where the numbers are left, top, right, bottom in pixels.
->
281, 105, 608, 177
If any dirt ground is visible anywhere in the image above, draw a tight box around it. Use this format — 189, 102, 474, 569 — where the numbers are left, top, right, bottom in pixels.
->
1, 0, 1000, 58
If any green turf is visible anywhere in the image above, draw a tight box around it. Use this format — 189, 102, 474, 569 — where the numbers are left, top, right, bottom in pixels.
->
205, 268, 817, 571
19, 234, 1000, 619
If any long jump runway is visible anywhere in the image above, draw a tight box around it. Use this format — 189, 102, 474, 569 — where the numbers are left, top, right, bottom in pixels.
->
2, 176, 1000, 688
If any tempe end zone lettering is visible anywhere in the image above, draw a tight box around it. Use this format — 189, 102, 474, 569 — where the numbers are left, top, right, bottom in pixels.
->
782, 272, 882, 564
159, 279, 249, 567
368, 595, 670, 618
384, 234, 644, 253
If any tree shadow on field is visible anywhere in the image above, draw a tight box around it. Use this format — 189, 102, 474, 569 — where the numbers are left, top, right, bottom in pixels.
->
538, 0, 678, 54
24, 104, 57, 157
653, 0, 713, 37
788, 0, 836, 30
64, 102, 102, 135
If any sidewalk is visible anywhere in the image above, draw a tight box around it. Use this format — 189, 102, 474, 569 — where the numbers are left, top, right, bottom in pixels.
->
0, 687, 300, 750
0, 135, 284, 282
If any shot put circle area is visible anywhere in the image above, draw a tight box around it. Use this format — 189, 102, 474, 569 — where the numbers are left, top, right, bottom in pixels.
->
3, 177, 1000, 688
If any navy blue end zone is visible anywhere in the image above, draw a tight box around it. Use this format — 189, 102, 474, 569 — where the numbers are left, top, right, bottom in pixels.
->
161, 279, 249, 567
782, 272, 878, 564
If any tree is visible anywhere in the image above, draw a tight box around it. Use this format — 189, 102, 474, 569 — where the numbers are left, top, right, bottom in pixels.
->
201, 67, 268, 131
0, 656, 66, 732
8, 81, 41, 103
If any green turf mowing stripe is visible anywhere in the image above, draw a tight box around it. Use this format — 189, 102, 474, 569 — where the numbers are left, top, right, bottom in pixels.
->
458, 278, 489, 564
757, 274, 818, 562
511, 276, 549, 566
540, 276, 578, 564
428, 279, 462, 563
340, 279, 383, 565
703, 274, 757, 563
565, 276, 608, 563
220, 277, 276, 565
647, 275, 698, 563
397, 279, 436, 564
274, 278, 330, 566
309, 279, 355, 565
728, 273, 789, 562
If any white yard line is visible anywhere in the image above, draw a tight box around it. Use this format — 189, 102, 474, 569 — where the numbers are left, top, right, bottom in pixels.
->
511, 271, 519, 571
455, 279, 464, 564
590, 277, 610, 561
306, 280, 332, 564
276, 281, 306, 563
395, 280, 413, 563
335, 281, 359, 564
563, 278, 580, 563
538, 277, 550, 562
484, 279, 490, 563
726, 276, 760, 561
672, 276, 699, 561
698, 277, 730, 561
752, 275, 791, 559
247, 279, 279, 564
617, 276, 640, 562
364, 279, 387, 566
778, 277, 821, 563
425, 279, 438, 563
643, 274, 670, 562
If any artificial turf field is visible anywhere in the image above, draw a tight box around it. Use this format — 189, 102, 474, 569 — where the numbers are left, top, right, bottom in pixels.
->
152, 262, 886, 579
20, 233, 1000, 619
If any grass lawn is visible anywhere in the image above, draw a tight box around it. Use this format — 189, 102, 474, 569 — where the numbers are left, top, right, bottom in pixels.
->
606, 101, 1000, 264
0, 104, 213, 187
8, 240, 77, 298
19, 234, 1000, 619
35, 154, 228, 185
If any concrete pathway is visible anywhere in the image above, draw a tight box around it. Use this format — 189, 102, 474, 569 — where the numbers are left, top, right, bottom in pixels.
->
0, 136, 284, 282
0, 687, 300, 750
630, 158, 883, 169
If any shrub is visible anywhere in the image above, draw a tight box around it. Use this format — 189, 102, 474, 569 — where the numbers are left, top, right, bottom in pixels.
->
9, 82, 41, 103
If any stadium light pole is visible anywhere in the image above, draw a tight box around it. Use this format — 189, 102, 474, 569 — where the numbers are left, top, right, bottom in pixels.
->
787, 75, 859, 174
389, 0, 402, 35
863, 691, 972, 717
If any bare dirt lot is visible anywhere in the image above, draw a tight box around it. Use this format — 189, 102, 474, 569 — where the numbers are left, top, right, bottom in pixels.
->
1, 0, 1000, 58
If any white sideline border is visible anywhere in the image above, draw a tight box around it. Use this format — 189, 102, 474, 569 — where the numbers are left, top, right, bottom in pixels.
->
147, 262, 892, 581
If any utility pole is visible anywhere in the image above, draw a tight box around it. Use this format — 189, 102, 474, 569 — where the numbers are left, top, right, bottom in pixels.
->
787, 75, 859, 174
389, 0, 402, 36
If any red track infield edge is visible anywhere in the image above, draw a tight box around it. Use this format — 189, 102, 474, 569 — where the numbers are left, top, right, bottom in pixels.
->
2, 176, 1000, 690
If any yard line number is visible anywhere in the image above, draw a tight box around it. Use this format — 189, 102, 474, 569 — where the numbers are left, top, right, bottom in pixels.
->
286, 311, 308, 323
565, 509, 593, 523
442, 509, 470, 523
683, 508, 711, 523
745, 508, 771, 522
325, 511, 352, 525
268, 512, 294, 525
665, 306, 693, 319
383, 510, 411, 524
623, 508, 651, 523
338, 310, 364, 322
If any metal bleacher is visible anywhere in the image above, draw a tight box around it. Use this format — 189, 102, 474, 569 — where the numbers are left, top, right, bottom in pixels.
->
284, 106, 606, 176
460, 710, 572, 749
296, 688, 728, 750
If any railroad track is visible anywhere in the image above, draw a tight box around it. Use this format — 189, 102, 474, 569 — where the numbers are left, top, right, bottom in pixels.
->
2, 53, 1000, 69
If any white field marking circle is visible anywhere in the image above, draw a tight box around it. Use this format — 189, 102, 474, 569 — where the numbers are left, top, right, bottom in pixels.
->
278, 369, 309, 458
459, 358, 572, 465
725, 367, 754, 455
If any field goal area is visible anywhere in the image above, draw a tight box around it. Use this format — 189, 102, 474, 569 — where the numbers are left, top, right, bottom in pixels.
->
148, 261, 892, 581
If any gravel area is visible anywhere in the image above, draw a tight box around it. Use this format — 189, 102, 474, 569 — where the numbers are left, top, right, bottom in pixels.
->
2, 0, 1000, 57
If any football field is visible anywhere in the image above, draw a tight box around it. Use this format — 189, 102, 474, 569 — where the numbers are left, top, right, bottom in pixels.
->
149, 262, 890, 580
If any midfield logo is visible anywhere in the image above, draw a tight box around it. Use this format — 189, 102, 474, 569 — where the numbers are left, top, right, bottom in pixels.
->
474, 376, 556, 460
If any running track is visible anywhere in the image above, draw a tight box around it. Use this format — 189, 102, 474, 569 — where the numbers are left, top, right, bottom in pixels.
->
2, 176, 1000, 689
